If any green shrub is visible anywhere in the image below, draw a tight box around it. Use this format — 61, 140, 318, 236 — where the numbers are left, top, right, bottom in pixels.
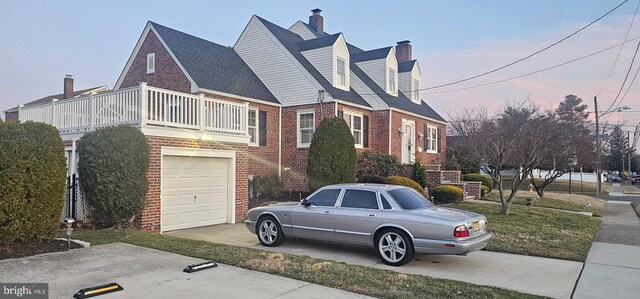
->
359, 175, 390, 184
77, 125, 149, 226
463, 173, 493, 192
255, 174, 283, 199
307, 117, 357, 191
356, 150, 402, 181
480, 185, 490, 198
411, 157, 427, 188
432, 185, 464, 204
0, 121, 67, 244
387, 176, 429, 198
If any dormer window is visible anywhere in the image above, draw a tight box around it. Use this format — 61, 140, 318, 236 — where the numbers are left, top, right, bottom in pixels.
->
413, 79, 420, 103
388, 68, 396, 92
337, 58, 346, 86
147, 53, 155, 74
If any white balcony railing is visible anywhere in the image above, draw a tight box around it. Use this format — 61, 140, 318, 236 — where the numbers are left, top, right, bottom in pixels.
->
18, 83, 249, 137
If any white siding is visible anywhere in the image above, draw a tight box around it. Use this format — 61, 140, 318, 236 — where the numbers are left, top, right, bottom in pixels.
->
386, 49, 398, 96
235, 17, 324, 106
333, 34, 350, 91
399, 61, 422, 103
302, 46, 333, 84
412, 63, 421, 103
356, 58, 386, 91
350, 71, 388, 110
288, 21, 316, 40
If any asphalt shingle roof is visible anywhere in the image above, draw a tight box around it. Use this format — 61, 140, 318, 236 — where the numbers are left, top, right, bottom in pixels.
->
255, 16, 370, 107
301, 22, 328, 38
398, 60, 417, 73
150, 21, 278, 103
298, 33, 340, 51
351, 47, 392, 63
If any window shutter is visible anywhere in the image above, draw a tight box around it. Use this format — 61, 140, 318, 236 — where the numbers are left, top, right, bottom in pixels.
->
424, 125, 428, 150
259, 110, 267, 146
337, 109, 344, 119
363, 115, 369, 148
437, 127, 441, 153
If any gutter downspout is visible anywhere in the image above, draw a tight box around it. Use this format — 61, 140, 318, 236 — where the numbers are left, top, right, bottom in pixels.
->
278, 106, 282, 177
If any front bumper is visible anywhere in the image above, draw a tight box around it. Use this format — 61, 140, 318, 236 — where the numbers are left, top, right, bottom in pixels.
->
413, 232, 493, 255
244, 219, 256, 234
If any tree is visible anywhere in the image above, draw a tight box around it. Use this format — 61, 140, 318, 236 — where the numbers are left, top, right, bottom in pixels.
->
411, 155, 427, 188
606, 125, 627, 173
307, 117, 357, 191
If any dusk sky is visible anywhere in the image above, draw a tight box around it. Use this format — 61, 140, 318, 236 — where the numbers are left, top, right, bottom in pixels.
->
2, 0, 640, 135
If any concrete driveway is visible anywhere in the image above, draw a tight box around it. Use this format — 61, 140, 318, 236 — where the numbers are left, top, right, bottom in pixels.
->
0, 243, 370, 299
167, 224, 583, 299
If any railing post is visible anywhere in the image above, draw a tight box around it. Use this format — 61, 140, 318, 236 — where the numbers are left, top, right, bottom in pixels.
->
244, 102, 249, 134
88, 93, 94, 130
199, 93, 205, 131
51, 99, 58, 126
139, 82, 148, 127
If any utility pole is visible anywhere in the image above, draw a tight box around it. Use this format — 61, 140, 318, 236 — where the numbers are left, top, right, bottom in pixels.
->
594, 96, 601, 199
629, 130, 632, 177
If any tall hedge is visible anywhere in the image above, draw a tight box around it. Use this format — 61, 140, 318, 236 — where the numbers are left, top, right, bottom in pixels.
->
307, 117, 357, 191
0, 121, 67, 244
77, 125, 149, 226
356, 150, 403, 181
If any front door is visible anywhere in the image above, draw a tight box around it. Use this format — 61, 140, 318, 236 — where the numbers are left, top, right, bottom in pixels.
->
401, 120, 415, 164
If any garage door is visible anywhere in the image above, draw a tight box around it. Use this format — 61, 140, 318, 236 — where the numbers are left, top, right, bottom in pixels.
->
161, 155, 229, 232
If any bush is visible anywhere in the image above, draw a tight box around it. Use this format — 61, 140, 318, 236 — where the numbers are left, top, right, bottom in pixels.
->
432, 185, 464, 204
387, 176, 429, 198
411, 157, 427, 188
463, 173, 493, 192
0, 122, 67, 244
359, 175, 390, 184
356, 150, 402, 181
480, 185, 490, 198
255, 174, 283, 199
307, 117, 357, 191
77, 125, 149, 226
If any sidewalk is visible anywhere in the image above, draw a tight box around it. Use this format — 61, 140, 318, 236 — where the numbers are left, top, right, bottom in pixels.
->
572, 199, 640, 298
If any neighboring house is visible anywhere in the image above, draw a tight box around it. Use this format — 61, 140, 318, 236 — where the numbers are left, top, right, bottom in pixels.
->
12, 9, 447, 233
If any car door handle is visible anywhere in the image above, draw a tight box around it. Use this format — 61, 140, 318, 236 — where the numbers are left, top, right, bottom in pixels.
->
369, 213, 376, 217
324, 210, 330, 214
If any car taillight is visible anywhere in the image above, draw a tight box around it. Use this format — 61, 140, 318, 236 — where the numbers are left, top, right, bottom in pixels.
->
454, 225, 469, 238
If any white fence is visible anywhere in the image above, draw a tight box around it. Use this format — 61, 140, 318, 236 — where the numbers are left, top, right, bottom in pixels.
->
18, 83, 248, 136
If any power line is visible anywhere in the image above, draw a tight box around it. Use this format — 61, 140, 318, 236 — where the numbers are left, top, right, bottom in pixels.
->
422, 0, 629, 91
603, 41, 640, 114
596, 0, 640, 96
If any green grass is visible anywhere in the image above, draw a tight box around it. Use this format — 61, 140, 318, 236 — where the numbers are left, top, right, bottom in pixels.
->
73, 229, 540, 299
483, 192, 602, 216
449, 202, 600, 262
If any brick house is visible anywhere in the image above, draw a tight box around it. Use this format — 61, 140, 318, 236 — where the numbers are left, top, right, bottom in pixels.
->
9, 9, 454, 233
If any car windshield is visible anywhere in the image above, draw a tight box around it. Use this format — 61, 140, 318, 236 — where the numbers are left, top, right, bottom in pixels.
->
387, 188, 433, 210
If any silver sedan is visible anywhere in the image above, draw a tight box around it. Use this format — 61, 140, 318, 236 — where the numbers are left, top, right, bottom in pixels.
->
245, 184, 492, 266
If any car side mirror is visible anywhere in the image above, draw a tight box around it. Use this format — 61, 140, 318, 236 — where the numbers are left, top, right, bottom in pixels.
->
301, 198, 308, 206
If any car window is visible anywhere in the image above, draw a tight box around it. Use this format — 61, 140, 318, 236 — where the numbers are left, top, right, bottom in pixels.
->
387, 188, 434, 210
340, 189, 379, 209
380, 194, 393, 210
307, 189, 341, 207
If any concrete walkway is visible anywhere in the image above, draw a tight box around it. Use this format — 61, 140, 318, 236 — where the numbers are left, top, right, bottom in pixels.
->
607, 183, 625, 196
168, 224, 583, 298
573, 200, 640, 298
0, 243, 371, 299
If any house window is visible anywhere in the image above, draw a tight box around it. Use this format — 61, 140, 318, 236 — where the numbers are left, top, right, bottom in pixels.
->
297, 110, 315, 147
426, 126, 438, 153
147, 53, 155, 74
336, 58, 346, 86
248, 108, 258, 146
342, 112, 363, 148
388, 68, 396, 92
413, 79, 420, 102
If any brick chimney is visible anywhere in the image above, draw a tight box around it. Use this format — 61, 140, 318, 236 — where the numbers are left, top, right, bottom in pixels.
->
309, 8, 323, 33
395, 40, 412, 63
63, 75, 74, 99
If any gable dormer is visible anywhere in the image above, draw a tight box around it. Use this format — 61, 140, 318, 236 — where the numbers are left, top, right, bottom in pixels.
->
396, 41, 421, 104
299, 33, 350, 91
352, 47, 398, 96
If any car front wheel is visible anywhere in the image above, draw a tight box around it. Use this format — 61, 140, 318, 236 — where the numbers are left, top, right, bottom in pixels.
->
376, 229, 415, 266
256, 216, 285, 247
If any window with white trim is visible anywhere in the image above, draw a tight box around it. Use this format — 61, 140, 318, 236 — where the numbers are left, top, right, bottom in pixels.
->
426, 126, 438, 152
248, 108, 258, 146
336, 58, 346, 86
297, 110, 315, 147
342, 112, 363, 148
413, 79, 420, 102
388, 68, 396, 92
147, 53, 155, 74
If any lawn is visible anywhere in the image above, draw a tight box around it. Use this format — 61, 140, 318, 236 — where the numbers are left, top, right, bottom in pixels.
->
483, 191, 605, 216
501, 178, 610, 196
621, 183, 640, 195
449, 202, 601, 262
73, 229, 540, 299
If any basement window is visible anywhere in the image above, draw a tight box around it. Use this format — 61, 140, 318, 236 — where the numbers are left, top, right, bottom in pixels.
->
147, 53, 156, 74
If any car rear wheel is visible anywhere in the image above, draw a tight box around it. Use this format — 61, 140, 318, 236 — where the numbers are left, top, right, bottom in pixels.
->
376, 229, 414, 266
257, 216, 285, 247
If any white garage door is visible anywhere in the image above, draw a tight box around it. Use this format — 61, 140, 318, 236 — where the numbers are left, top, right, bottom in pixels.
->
161, 155, 230, 232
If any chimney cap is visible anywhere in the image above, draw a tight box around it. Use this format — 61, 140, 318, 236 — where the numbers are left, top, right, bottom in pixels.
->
396, 40, 411, 45
311, 8, 322, 14
65, 74, 73, 78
